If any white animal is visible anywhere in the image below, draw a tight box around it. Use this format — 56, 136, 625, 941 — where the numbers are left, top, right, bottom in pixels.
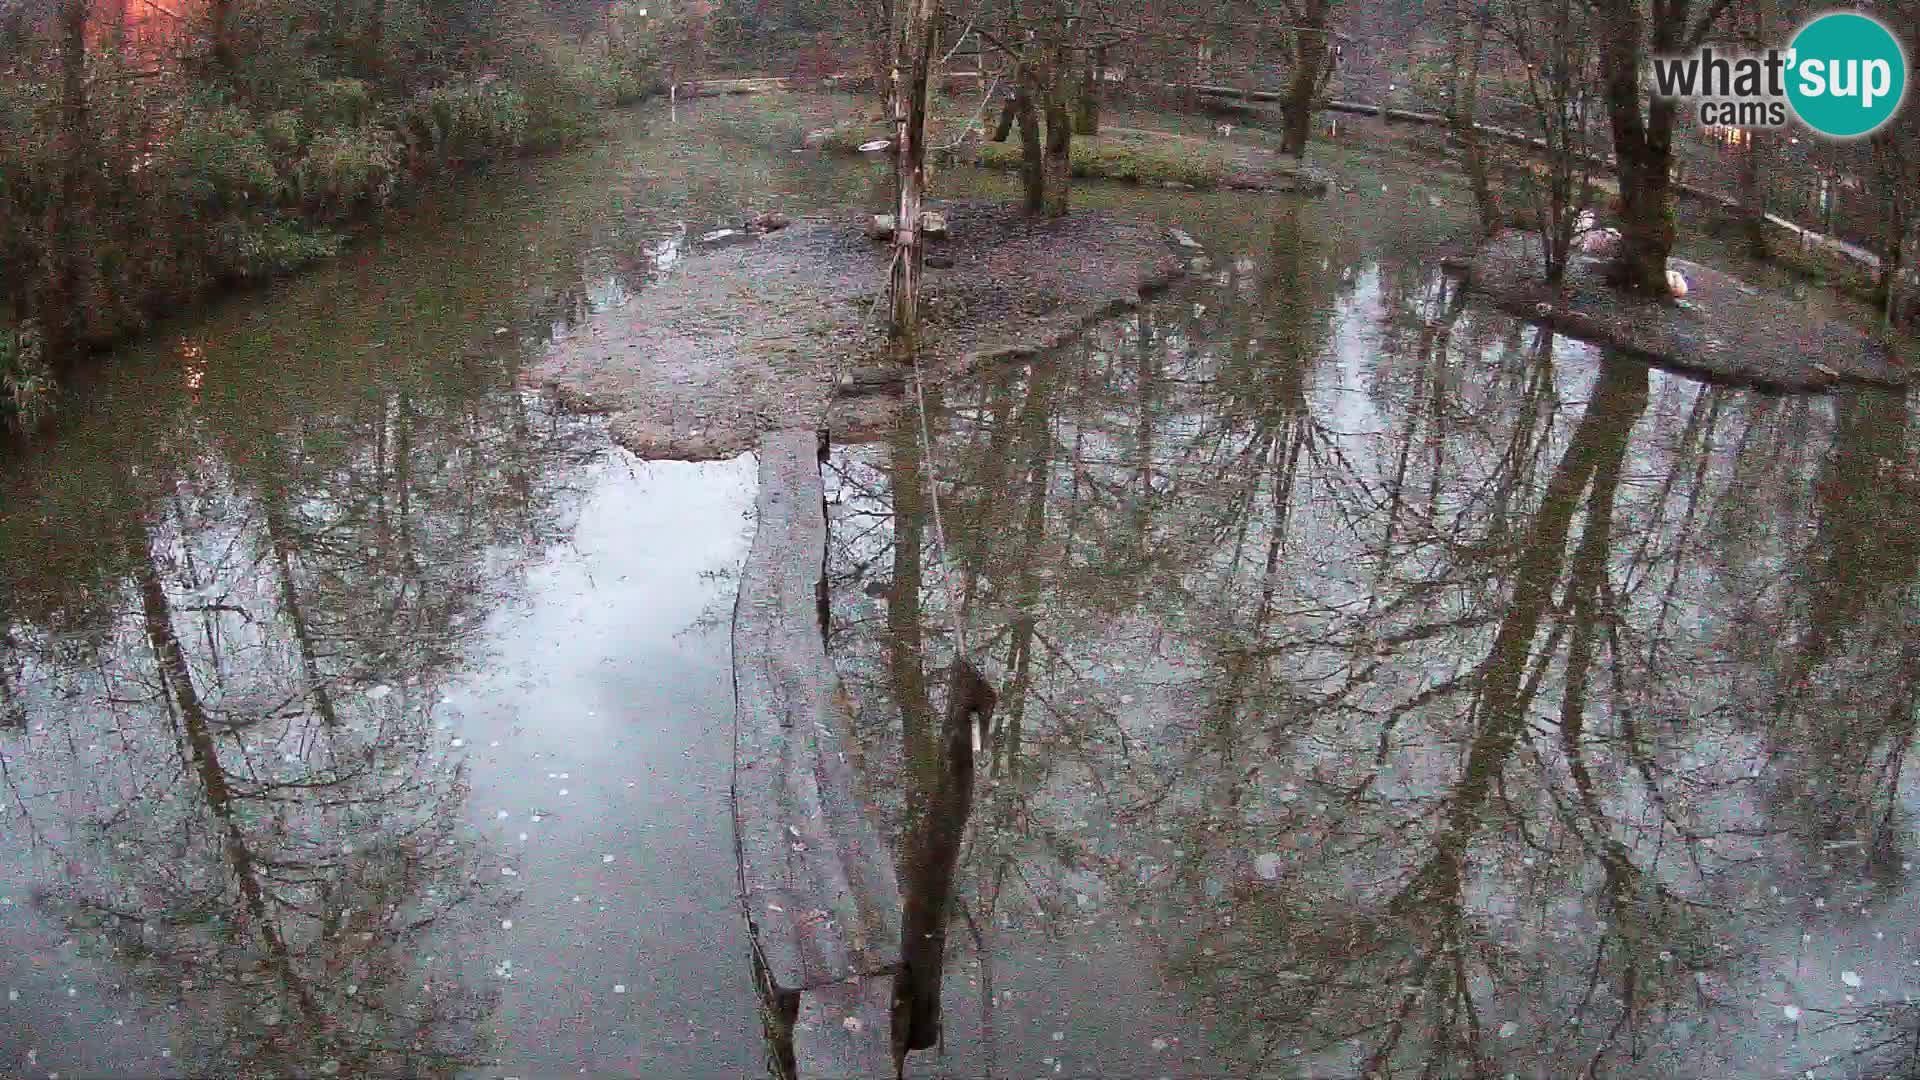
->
1666, 267, 1689, 299
1214, 123, 1234, 137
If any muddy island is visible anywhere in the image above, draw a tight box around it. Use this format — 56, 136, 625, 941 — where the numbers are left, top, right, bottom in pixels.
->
1443, 230, 1910, 393
538, 200, 1187, 461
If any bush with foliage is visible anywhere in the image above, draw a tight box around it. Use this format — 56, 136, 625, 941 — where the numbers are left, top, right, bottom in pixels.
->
0, 1, 675, 436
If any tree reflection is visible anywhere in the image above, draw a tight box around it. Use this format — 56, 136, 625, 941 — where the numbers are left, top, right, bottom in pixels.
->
826, 236, 1920, 1076
2, 369, 597, 1073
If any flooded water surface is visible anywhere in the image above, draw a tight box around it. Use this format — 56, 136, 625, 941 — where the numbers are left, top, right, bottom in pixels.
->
3, 97, 1918, 1079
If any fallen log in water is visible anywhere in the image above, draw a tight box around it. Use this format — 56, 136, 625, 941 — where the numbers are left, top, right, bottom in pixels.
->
732, 428, 901, 1078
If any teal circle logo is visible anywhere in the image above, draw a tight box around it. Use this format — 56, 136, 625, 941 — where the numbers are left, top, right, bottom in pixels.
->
1786, 12, 1907, 138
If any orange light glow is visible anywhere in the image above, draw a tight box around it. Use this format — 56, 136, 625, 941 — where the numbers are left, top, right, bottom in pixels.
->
88, 0, 203, 58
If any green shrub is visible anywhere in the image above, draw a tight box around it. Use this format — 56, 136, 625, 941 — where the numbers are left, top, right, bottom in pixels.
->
513, 50, 604, 149
295, 125, 402, 220
161, 106, 283, 210
1, 321, 53, 433
311, 78, 375, 128
397, 81, 530, 166
606, 3, 668, 102
212, 219, 343, 279
261, 110, 305, 157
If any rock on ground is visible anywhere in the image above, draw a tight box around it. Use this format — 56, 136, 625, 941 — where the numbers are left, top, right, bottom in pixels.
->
1444, 230, 1908, 392
539, 202, 1187, 460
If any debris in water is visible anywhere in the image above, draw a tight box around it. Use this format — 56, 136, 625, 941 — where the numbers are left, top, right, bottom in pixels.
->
1151, 1038, 1168, 1052
494, 327, 510, 336
1052, 1031, 1064, 1041
452, 738, 466, 748
843, 1016, 864, 1033
1842, 971, 1863, 988
1784, 1005, 1802, 1021
497, 810, 510, 820
502, 920, 514, 930
603, 854, 615, 863
500, 867, 519, 877
615, 984, 628, 994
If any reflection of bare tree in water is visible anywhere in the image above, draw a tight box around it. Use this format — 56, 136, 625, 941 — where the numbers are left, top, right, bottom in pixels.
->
827, 217, 1920, 1077
40, 500, 508, 1075
1173, 354, 1711, 1078
0, 376, 597, 1075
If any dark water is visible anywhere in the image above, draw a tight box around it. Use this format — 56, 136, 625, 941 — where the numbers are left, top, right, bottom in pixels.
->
2, 94, 1916, 1079
829, 205, 1920, 1077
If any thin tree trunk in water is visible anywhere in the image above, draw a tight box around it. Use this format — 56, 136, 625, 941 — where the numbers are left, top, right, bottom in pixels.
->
888, 0, 937, 359
1282, 0, 1329, 157
43, 0, 89, 370
888, 411, 935, 793
1740, 129, 1769, 260
262, 499, 341, 728
1015, 64, 1044, 213
891, 662, 991, 1070
1454, 0, 1498, 237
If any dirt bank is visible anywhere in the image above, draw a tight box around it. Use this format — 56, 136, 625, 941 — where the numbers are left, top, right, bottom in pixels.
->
538, 201, 1187, 459
1443, 230, 1908, 392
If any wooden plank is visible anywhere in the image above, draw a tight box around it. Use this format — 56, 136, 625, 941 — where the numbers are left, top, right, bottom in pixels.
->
733, 428, 902, 1073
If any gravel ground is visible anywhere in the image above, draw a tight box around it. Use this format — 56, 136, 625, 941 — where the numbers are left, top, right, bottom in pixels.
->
537, 201, 1187, 459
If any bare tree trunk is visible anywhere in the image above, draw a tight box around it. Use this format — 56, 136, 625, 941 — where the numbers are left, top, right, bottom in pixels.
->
991, 88, 1017, 141
210, 0, 235, 72
867, 0, 896, 116
1015, 62, 1044, 213
42, 0, 89, 371
1595, 0, 1710, 295
362, 0, 386, 77
1444, 0, 1470, 124
1873, 131, 1907, 316
1454, 0, 1499, 238
1040, 81, 1072, 216
1074, 45, 1103, 135
1740, 129, 1770, 260
890, 662, 990, 1070
1282, 0, 1330, 157
888, 0, 937, 358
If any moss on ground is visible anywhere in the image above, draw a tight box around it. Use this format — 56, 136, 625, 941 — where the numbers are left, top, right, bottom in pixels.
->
974, 132, 1236, 188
